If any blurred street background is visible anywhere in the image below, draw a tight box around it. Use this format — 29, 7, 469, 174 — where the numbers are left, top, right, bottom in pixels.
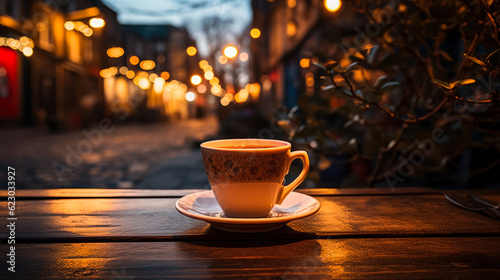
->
0, 0, 301, 189
0, 116, 218, 189
1, 0, 499, 189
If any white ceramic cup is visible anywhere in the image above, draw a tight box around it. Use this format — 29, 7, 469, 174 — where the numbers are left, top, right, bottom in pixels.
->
200, 139, 309, 218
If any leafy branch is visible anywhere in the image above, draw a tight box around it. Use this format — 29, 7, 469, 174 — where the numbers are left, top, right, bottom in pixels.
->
284, 0, 500, 187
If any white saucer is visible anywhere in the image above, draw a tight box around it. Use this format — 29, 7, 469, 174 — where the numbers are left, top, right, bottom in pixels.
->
175, 190, 321, 233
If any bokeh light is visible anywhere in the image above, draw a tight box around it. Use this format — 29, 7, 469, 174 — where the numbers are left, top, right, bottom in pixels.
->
149, 73, 158, 82
300, 58, 310, 68
22, 47, 33, 57
161, 71, 170, 80
235, 89, 249, 103
211, 85, 222, 95
203, 65, 213, 72
89, 17, 105, 28
204, 71, 214, 80
64, 21, 74, 30
126, 70, 135, 79
129, 56, 139, 65
100, 69, 111, 78
191, 75, 202, 85
140, 60, 155, 70
107, 47, 124, 58
154, 83, 163, 93
286, 22, 296, 36
239, 52, 249, 62
186, 46, 197, 56
223, 45, 238, 58
224, 92, 234, 102
154, 77, 165, 86
185, 91, 196, 102
220, 96, 230, 106
108, 67, 117, 76
199, 60, 209, 68
138, 78, 150, 90
83, 28, 93, 37
218, 55, 228, 64
197, 84, 207, 94
119, 66, 128, 75
209, 77, 219, 86
325, 0, 341, 12
250, 28, 261, 39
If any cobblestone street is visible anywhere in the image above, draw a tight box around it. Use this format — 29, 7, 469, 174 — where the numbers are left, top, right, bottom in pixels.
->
0, 116, 219, 189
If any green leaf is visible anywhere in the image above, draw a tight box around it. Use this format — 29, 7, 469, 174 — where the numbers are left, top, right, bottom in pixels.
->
381, 81, 400, 90
338, 87, 353, 97
331, 67, 346, 74
345, 62, 359, 72
373, 75, 388, 88
349, 56, 370, 68
431, 79, 452, 89
383, 105, 396, 115
288, 106, 299, 118
449, 79, 476, 88
485, 48, 500, 72
439, 51, 453, 62
386, 140, 396, 150
324, 61, 339, 70
456, 79, 476, 86
367, 45, 380, 65
321, 85, 336, 92
463, 53, 486, 67
313, 62, 326, 71
320, 76, 331, 82
355, 89, 364, 99
343, 119, 355, 128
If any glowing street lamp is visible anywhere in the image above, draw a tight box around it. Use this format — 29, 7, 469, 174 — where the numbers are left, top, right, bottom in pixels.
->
139, 60, 155, 70
300, 58, 310, 68
239, 52, 249, 62
223, 45, 238, 59
185, 91, 196, 102
324, 0, 341, 12
64, 21, 75, 30
186, 46, 197, 56
250, 28, 261, 39
89, 17, 105, 28
129, 56, 139, 65
190, 75, 202, 85
218, 55, 228, 64
107, 47, 124, 58
204, 71, 214, 80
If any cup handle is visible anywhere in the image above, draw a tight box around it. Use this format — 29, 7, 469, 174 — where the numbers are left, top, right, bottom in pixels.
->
276, 150, 309, 205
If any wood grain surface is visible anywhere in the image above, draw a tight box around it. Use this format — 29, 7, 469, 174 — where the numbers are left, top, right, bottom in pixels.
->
1, 188, 499, 279
1, 193, 499, 241
6, 238, 500, 279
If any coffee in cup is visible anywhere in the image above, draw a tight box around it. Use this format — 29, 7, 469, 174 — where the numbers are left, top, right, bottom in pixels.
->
200, 139, 309, 218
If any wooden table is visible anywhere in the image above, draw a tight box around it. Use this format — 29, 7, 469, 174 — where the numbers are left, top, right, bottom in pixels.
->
1, 188, 500, 279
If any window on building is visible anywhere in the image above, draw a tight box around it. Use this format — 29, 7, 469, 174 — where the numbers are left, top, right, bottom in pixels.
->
66, 30, 81, 63
1, 0, 21, 20
36, 11, 54, 51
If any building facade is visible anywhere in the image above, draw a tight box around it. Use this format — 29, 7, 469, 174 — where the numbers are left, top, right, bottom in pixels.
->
1, 0, 201, 129
0, 0, 124, 129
